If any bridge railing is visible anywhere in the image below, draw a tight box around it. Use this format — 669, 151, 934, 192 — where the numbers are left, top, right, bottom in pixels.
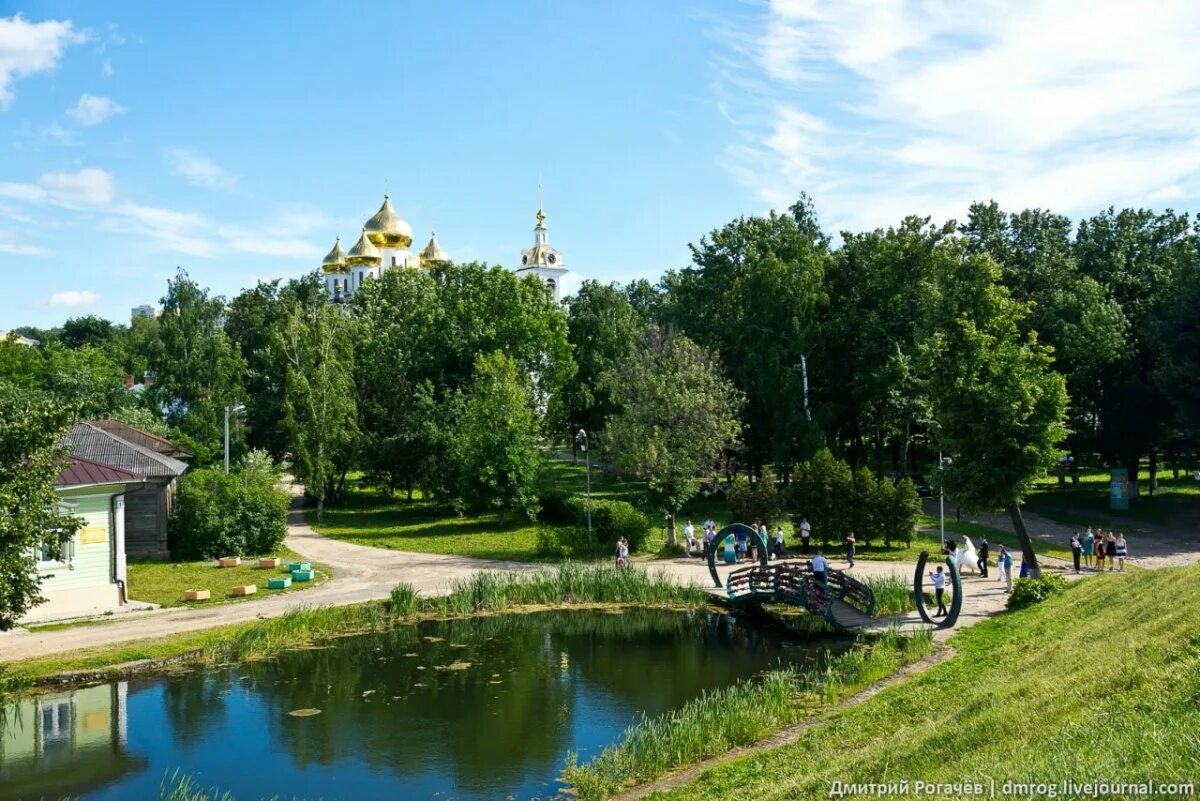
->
826, 568, 876, 617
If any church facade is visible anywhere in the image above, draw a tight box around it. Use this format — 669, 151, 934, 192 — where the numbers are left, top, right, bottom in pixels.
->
319, 195, 567, 303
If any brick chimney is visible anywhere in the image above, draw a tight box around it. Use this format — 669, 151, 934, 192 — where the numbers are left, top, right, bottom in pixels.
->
142, 372, 157, 389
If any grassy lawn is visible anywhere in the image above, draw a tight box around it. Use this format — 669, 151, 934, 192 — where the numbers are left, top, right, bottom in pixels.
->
648, 563, 1200, 801
127, 545, 329, 608
1026, 469, 1200, 528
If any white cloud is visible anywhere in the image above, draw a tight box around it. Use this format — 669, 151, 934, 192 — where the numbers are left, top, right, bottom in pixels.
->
38, 168, 116, 205
0, 228, 46, 255
66, 93, 124, 126
167, 148, 238, 190
49, 289, 98, 307
717, 0, 1200, 231
0, 14, 87, 108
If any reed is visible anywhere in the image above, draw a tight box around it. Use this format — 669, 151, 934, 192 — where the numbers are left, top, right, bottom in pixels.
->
859, 574, 916, 617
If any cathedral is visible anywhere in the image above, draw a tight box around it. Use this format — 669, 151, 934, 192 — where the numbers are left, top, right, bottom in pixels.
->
319, 195, 568, 303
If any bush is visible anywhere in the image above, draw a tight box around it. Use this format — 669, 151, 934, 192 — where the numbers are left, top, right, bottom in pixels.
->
536, 485, 575, 524
728, 469, 783, 526
571, 497, 651, 553
786, 450, 919, 548
536, 525, 607, 559
1007, 574, 1069, 611
169, 450, 289, 560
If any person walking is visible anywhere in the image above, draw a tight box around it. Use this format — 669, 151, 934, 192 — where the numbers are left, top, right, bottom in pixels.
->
1114, 533, 1128, 571
1082, 528, 1095, 569
1094, 531, 1106, 572
844, 532, 856, 568
977, 537, 990, 578
684, 520, 697, 556
1105, 531, 1118, 572
774, 526, 785, 559
800, 518, 811, 552
929, 565, 948, 616
1070, 531, 1082, 574
1000, 546, 1014, 592
810, 550, 828, 585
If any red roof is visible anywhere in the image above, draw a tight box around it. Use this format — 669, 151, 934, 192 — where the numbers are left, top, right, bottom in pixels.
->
55, 456, 143, 488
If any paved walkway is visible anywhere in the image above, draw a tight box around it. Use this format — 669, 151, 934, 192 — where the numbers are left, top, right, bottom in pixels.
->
0, 500, 539, 664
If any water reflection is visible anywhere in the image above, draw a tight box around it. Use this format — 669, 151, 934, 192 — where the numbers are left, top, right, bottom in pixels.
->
0, 682, 147, 800
1, 609, 842, 801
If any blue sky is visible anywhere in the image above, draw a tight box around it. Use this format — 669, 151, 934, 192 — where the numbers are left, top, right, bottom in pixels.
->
5, 1, 1200, 327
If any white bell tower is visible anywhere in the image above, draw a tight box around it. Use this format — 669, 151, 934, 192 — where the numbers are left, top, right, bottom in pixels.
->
517, 206, 567, 302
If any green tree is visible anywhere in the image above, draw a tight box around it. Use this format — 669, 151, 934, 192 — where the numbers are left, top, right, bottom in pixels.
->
561, 280, 641, 439
226, 274, 324, 458
0, 340, 127, 418
447, 351, 542, 524
0, 384, 81, 629
350, 268, 445, 499
277, 299, 358, 522
60, 315, 115, 350
602, 326, 744, 546
665, 198, 828, 479
1074, 208, 1195, 490
1157, 265, 1200, 438
151, 271, 246, 462
925, 250, 1068, 577
785, 448, 854, 547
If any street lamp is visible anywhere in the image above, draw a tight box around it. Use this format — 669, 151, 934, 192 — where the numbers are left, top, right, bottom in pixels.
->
575, 428, 592, 533
224, 403, 245, 474
938, 453, 953, 549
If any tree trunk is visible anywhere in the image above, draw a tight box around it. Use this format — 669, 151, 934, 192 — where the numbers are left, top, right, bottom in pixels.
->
405, 478, 413, 503
316, 492, 325, 524
1006, 502, 1040, 579
1125, 455, 1140, 500
874, 418, 885, 480
1149, 448, 1158, 495
666, 512, 677, 548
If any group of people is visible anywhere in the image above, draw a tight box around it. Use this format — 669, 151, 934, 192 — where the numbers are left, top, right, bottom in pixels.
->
614, 536, 630, 567
684, 519, 796, 562
1070, 528, 1128, 573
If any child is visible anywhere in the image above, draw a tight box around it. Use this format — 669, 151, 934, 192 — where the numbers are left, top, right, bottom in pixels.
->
999, 546, 1013, 592
929, 566, 948, 617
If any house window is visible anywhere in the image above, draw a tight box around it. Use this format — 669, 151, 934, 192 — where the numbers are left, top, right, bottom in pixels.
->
38, 530, 74, 564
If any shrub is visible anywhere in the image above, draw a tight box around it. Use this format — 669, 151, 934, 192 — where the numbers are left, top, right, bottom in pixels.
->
536, 485, 575, 524
728, 469, 783, 526
169, 451, 289, 560
572, 497, 651, 552
1007, 573, 1069, 611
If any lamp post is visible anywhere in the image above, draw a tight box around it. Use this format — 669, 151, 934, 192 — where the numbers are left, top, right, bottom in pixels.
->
224, 403, 245, 474
575, 428, 592, 533
938, 453, 953, 549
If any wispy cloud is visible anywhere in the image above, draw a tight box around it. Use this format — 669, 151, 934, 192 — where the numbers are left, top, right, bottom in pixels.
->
49, 289, 98, 307
715, 0, 1200, 230
66, 93, 124, 126
0, 228, 47, 255
167, 147, 238, 190
0, 14, 88, 109
0, 167, 324, 261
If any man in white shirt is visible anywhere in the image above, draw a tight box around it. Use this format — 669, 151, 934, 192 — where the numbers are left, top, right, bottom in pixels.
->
800, 518, 812, 552
684, 521, 697, 556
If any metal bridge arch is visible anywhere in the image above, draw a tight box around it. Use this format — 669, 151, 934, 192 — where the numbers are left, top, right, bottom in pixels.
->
706, 523, 768, 588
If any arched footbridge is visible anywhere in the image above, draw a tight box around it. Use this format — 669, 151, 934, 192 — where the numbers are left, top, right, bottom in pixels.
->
722, 562, 878, 630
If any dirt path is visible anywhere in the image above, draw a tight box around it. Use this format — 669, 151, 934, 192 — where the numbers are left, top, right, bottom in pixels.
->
962, 508, 1200, 569
0, 497, 539, 664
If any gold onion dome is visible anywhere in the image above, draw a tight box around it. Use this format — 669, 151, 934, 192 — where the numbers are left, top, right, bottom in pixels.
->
419, 231, 450, 266
320, 236, 347, 273
363, 193, 412, 248
346, 227, 381, 266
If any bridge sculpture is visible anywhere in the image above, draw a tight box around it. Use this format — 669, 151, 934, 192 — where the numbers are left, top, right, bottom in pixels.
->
721, 562, 878, 630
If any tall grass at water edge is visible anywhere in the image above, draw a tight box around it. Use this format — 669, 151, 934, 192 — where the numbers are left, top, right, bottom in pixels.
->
396, 561, 711, 618
860, 574, 917, 617
562, 627, 934, 801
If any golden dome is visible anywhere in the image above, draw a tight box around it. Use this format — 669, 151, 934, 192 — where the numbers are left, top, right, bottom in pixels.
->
363, 193, 412, 248
346, 227, 381, 266
320, 236, 347, 274
419, 231, 450, 267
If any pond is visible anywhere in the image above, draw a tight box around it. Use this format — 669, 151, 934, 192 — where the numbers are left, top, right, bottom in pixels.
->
0, 609, 843, 801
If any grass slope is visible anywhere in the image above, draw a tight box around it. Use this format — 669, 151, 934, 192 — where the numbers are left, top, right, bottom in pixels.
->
651, 565, 1200, 801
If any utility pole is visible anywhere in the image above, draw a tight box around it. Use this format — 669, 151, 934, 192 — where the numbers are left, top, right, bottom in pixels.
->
224, 403, 245, 474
